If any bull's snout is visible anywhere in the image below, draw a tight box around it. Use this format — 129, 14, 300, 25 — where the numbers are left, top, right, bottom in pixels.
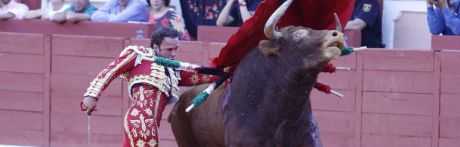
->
324, 30, 345, 50
321, 30, 345, 60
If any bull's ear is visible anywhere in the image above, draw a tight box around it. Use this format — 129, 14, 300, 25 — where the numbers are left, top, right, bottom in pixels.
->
258, 40, 280, 57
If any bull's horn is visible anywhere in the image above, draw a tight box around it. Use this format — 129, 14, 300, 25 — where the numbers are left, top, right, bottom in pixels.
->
334, 13, 342, 32
264, 0, 293, 40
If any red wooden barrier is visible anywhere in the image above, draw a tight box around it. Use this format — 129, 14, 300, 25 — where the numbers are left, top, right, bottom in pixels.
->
431, 35, 460, 51
439, 50, 460, 147
0, 32, 50, 146
3, 32, 460, 147
0, 19, 154, 39
50, 35, 127, 147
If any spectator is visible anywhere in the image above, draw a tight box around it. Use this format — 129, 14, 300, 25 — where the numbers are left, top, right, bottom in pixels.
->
91, 0, 147, 22
81, 27, 217, 147
24, 0, 70, 20
427, 0, 460, 35
216, 0, 261, 27
52, 0, 97, 23
0, 0, 29, 20
344, 0, 384, 48
146, 0, 191, 40
169, 0, 182, 17
180, 0, 227, 39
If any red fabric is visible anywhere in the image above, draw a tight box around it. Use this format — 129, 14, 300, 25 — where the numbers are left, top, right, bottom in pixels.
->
212, 0, 355, 68
314, 82, 331, 94
324, 63, 336, 73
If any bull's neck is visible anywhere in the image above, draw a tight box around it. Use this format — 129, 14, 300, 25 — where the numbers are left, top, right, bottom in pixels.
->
275, 67, 319, 119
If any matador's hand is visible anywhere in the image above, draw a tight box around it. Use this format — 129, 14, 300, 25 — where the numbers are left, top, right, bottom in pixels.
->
81, 96, 98, 115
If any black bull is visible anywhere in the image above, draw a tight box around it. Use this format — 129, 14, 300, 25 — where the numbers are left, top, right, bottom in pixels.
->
168, 26, 346, 147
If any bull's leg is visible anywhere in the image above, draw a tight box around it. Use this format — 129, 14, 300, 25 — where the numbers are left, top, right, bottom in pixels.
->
123, 85, 167, 147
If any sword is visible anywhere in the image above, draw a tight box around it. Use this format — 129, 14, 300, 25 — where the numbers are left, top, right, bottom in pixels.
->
88, 115, 92, 147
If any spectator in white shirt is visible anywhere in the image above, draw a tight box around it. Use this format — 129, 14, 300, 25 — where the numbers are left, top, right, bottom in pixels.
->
0, 0, 29, 20
24, 0, 70, 21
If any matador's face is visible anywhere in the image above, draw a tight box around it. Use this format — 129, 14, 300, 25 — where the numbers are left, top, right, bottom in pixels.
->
155, 37, 179, 59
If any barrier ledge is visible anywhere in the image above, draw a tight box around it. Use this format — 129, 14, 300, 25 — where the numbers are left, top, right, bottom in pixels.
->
0, 19, 154, 38
431, 35, 460, 51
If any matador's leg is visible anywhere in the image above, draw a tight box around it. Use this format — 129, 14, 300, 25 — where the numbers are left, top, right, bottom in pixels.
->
123, 85, 167, 147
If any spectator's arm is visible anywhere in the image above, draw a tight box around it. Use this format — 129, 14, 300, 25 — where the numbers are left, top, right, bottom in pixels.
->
442, 8, 460, 35
344, 18, 367, 31
0, 12, 15, 19
24, 9, 43, 19
108, 1, 147, 22
345, 0, 379, 31
427, 7, 446, 35
67, 12, 91, 22
91, 2, 113, 22
237, 0, 251, 22
1, 3, 29, 19
216, 0, 235, 26
51, 12, 66, 23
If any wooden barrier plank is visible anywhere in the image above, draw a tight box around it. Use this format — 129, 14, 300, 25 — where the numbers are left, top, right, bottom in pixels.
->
0, 90, 43, 112
362, 50, 434, 72
314, 111, 354, 147
317, 71, 357, 90
363, 71, 434, 93
440, 138, 460, 147
52, 35, 124, 57
331, 53, 357, 69
311, 90, 355, 112
440, 73, 460, 94
0, 53, 44, 73
362, 92, 433, 115
175, 41, 206, 64
208, 42, 225, 57
440, 50, 460, 73
440, 94, 460, 117
197, 26, 237, 42
320, 132, 354, 147
432, 35, 460, 50
440, 117, 460, 138
0, 129, 43, 146
314, 111, 355, 134
129, 38, 150, 47
51, 94, 123, 116
362, 113, 432, 137
0, 19, 154, 38
52, 55, 114, 76
0, 72, 43, 92
51, 74, 122, 96
0, 32, 44, 54
51, 133, 122, 147
51, 113, 123, 135
361, 134, 431, 147
0, 110, 43, 130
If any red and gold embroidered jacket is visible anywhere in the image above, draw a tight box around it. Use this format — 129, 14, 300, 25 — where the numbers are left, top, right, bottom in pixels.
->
84, 45, 217, 103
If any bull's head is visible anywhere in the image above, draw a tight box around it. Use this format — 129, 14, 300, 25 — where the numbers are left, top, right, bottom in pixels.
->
260, 0, 345, 66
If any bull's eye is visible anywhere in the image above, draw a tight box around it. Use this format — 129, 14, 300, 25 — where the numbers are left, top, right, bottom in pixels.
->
293, 30, 309, 41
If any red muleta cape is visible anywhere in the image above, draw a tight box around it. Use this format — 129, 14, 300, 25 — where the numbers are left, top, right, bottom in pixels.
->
212, 0, 355, 68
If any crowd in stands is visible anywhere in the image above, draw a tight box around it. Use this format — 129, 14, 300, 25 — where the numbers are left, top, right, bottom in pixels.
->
1, 0, 459, 45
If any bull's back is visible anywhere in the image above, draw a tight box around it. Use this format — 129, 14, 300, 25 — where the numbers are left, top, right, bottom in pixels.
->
169, 84, 226, 147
